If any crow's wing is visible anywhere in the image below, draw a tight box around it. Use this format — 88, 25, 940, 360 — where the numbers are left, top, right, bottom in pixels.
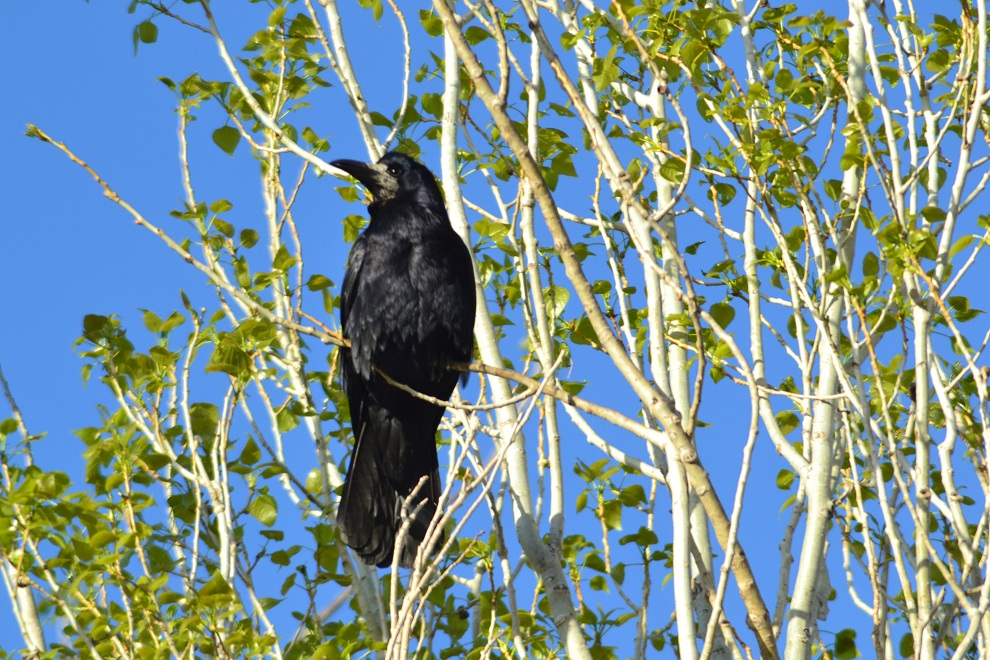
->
340, 233, 365, 371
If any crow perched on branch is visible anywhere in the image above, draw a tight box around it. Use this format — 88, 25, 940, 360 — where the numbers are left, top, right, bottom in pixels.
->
331, 151, 476, 568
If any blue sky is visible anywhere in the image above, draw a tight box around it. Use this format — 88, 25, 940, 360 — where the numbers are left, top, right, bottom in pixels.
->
5, 4, 237, 429
3, 3, 348, 445
3, 2, 291, 646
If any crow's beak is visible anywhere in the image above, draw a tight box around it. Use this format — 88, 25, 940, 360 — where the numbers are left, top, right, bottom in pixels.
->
331, 159, 376, 184
331, 159, 394, 201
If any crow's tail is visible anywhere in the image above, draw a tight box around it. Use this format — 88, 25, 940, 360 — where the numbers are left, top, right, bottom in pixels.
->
337, 410, 444, 568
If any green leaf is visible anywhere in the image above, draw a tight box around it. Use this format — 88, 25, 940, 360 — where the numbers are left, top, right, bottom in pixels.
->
484, 314, 511, 330
369, 111, 392, 127
273, 244, 298, 271
213, 218, 234, 238
862, 251, 879, 278
421, 92, 443, 119
949, 234, 975, 258
276, 407, 298, 433
909, 229, 938, 260
921, 205, 946, 223
465, 26, 491, 45
776, 410, 800, 435
559, 380, 586, 395
685, 241, 704, 255
189, 403, 219, 439
823, 179, 843, 201
239, 436, 261, 466
343, 214, 367, 242
306, 468, 323, 494
601, 499, 622, 530
585, 553, 607, 573
72, 537, 94, 562
240, 228, 260, 248
212, 125, 240, 156
618, 484, 646, 506
160, 311, 185, 332
357, 0, 383, 22
135, 21, 158, 53
147, 544, 176, 573
89, 530, 115, 547
776, 469, 795, 490
948, 295, 982, 322
775, 67, 794, 92
269, 6, 287, 27
168, 493, 197, 524
560, 31, 581, 51
711, 182, 736, 205
593, 44, 620, 92
552, 152, 577, 178
205, 345, 252, 377
210, 199, 233, 213
618, 527, 658, 547
249, 492, 278, 526
927, 48, 952, 73
681, 40, 708, 78
764, 4, 797, 22
336, 185, 359, 203
234, 256, 251, 288
659, 157, 686, 183
200, 571, 234, 604
307, 274, 333, 291
709, 301, 735, 329
419, 10, 443, 37
302, 126, 329, 153
834, 628, 859, 659
543, 285, 570, 319
824, 263, 849, 284
475, 217, 510, 243
142, 309, 163, 333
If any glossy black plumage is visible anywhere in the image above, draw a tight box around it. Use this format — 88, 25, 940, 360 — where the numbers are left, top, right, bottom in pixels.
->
333, 151, 476, 568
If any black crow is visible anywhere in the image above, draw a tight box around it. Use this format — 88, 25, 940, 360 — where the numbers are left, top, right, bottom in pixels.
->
332, 151, 476, 568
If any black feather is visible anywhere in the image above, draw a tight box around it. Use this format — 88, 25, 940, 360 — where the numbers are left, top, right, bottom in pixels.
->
334, 151, 476, 568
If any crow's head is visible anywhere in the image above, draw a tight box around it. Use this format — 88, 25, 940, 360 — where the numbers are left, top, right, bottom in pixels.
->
331, 151, 443, 209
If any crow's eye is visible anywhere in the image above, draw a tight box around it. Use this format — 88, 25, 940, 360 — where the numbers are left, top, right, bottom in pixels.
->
387, 165, 400, 177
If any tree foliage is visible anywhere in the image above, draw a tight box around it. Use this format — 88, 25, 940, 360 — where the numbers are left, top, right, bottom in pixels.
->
4, 0, 990, 658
